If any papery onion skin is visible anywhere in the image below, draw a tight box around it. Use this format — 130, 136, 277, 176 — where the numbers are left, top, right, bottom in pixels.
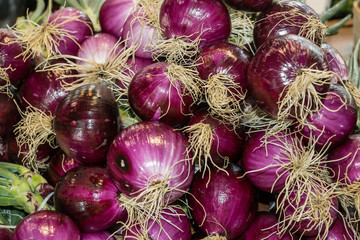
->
48, 7, 93, 56
54, 165, 127, 233
295, 84, 357, 150
327, 134, 360, 184
159, 0, 231, 48
81, 231, 116, 240
239, 212, 296, 240
247, 34, 329, 118
186, 108, 246, 167
107, 121, 194, 203
0, 94, 20, 137
11, 210, 81, 240
0, 29, 32, 87
253, 1, 322, 48
128, 62, 195, 127
321, 43, 349, 82
54, 84, 121, 164
188, 163, 258, 239
241, 131, 293, 192
99, 0, 135, 39
196, 40, 251, 98
122, 207, 192, 239
223, 0, 272, 12
45, 150, 81, 187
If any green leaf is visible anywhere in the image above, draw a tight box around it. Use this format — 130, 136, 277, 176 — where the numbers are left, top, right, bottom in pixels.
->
0, 207, 27, 226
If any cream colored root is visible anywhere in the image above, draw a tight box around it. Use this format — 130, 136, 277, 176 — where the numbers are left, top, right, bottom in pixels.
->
344, 81, 360, 108
202, 233, 227, 240
277, 68, 333, 125
135, 0, 163, 29
13, 104, 56, 172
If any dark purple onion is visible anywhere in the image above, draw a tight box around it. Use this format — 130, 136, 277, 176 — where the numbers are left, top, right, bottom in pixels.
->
81, 231, 116, 240
294, 84, 357, 150
128, 62, 197, 127
0, 228, 12, 240
186, 108, 246, 168
54, 165, 127, 233
253, 1, 323, 48
0, 93, 20, 137
188, 163, 258, 239
223, 0, 272, 12
321, 43, 349, 83
240, 212, 296, 240
122, 207, 192, 239
159, 0, 231, 49
248, 34, 329, 118
54, 84, 120, 164
45, 150, 81, 186
48, 7, 93, 56
327, 134, 360, 184
99, 0, 135, 39
11, 210, 81, 240
107, 121, 194, 204
0, 28, 32, 88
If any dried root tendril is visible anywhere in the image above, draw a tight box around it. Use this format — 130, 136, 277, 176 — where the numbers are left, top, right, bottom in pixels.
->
337, 181, 360, 223
11, 14, 91, 62
0, 65, 15, 97
277, 68, 333, 125
204, 72, 246, 129
135, 0, 163, 29
344, 81, 360, 108
13, 103, 56, 172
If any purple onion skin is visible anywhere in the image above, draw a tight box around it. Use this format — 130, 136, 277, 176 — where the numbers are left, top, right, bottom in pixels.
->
12, 210, 81, 240
196, 41, 251, 97
159, 0, 231, 49
327, 135, 360, 184
253, 1, 321, 48
279, 187, 338, 237
223, 0, 272, 12
321, 43, 349, 83
0, 228, 12, 240
0, 94, 20, 137
54, 165, 126, 233
188, 163, 258, 239
107, 121, 194, 203
81, 231, 115, 240
123, 207, 192, 239
241, 131, 294, 192
128, 62, 195, 127
48, 7, 93, 56
99, 0, 135, 39
248, 34, 329, 118
45, 150, 81, 187
0, 29, 32, 87
0, 137, 11, 163
239, 212, 296, 240
295, 84, 357, 150
187, 108, 246, 166
54, 84, 121, 165
20, 68, 77, 115
122, 10, 158, 59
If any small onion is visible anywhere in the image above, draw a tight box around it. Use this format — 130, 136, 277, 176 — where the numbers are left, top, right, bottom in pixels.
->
11, 210, 81, 240
0, 93, 20, 137
188, 163, 258, 239
54, 165, 127, 233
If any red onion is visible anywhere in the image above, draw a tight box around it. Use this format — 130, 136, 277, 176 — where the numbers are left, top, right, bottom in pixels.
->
122, 207, 192, 239
122, 9, 158, 59
11, 210, 81, 240
0, 228, 12, 240
248, 34, 330, 121
0, 137, 11, 163
54, 165, 127, 233
128, 62, 200, 127
188, 163, 258, 239
223, 0, 272, 12
45, 150, 81, 187
99, 0, 135, 39
253, 0, 325, 48
196, 41, 251, 124
0, 29, 31, 90
81, 231, 116, 240
321, 43, 349, 83
0, 93, 20, 137
239, 212, 296, 240
183, 108, 246, 170
54, 84, 121, 164
107, 121, 194, 223
294, 84, 357, 150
